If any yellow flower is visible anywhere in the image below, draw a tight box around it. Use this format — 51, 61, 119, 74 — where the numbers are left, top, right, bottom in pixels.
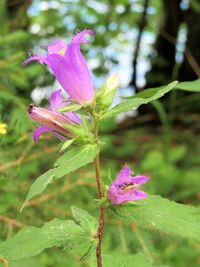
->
0, 123, 7, 135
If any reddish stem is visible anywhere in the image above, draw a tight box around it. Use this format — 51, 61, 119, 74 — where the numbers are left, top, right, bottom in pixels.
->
93, 115, 105, 267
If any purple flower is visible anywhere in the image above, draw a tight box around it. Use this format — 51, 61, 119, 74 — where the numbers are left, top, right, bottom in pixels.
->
24, 30, 94, 104
28, 90, 81, 142
107, 164, 149, 205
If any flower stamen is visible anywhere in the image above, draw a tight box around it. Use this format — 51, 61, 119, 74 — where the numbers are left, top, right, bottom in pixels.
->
59, 48, 65, 55
123, 184, 137, 191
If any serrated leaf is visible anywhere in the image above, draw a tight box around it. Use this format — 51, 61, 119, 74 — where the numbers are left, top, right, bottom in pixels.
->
22, 144, 98, 208
53, 144, 98, 177
0, 219, 92, 261
103, 81, 178, 118
71, 207, 98, 236
175, 79, 200, 92
113, 195, 200, 241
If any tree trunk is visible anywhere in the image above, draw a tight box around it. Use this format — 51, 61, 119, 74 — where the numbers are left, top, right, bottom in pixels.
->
145, 0, 182, 87
178, 6, 200, 81
6, 0, 31, 31
130, 0, 150, 92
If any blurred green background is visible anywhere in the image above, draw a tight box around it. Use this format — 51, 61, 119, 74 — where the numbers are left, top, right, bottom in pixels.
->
0, 0, 200, 266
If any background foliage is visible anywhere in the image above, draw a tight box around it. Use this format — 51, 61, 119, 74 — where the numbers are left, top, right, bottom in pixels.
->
0, 0, 200, 266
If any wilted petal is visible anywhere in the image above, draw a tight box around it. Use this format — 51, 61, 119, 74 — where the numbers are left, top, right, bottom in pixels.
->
33, 126, 65, 142
28, 105, 72, 136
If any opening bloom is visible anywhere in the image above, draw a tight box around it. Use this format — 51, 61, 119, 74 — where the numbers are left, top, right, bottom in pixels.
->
28, 90, 81, 142
24, 30, 94, 104
107, 164, 149, 205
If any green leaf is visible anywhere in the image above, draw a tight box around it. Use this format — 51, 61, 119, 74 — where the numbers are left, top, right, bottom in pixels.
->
167, 145, 187, 163
71, 206, 98, 236
103, 81, 178, 118
113, 195, 200, 241
175, 79, 200, 92
22, 144, 98, 209
90, 253, 153, 267
54, 144, 98, 177
0, 31, 30, 45
0, 219, 93, 261
20, 169, 55, 211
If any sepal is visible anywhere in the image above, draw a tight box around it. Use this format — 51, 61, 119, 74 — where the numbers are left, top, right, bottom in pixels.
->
57, 103, 82, 112
96, 73, 120, 111
63, 121, 94, 143
60, 138, 75, 152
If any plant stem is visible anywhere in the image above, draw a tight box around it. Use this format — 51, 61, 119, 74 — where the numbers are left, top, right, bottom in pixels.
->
93, 113, 105, 267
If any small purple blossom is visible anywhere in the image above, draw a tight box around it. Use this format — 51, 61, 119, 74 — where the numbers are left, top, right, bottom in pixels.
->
107, 164, 149, 205
24, 30, 94, 104
28, 90, 81, 142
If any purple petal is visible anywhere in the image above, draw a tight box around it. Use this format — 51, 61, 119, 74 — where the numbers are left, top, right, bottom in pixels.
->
107, 185, 119, 204
114, 189, 147, 204
50, 90, 81, 123
132, 190, 148, 200
131, 175, 149, 185
24, 30, 94, 104
107, 164, 149, 205
23, 55, 46, 66
114, 164, 132, 184
71, 29, 94, 44
50, 89, 63, 111
47, 39, 67, 54
33, 126, 48, 142
33, 126, 65, 142
45, 53, 93, 103
65, 112, 82, 124
107, 186, 147, 205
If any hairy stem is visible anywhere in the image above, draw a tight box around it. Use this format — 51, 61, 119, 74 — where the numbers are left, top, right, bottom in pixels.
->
93, 114, 105, 267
